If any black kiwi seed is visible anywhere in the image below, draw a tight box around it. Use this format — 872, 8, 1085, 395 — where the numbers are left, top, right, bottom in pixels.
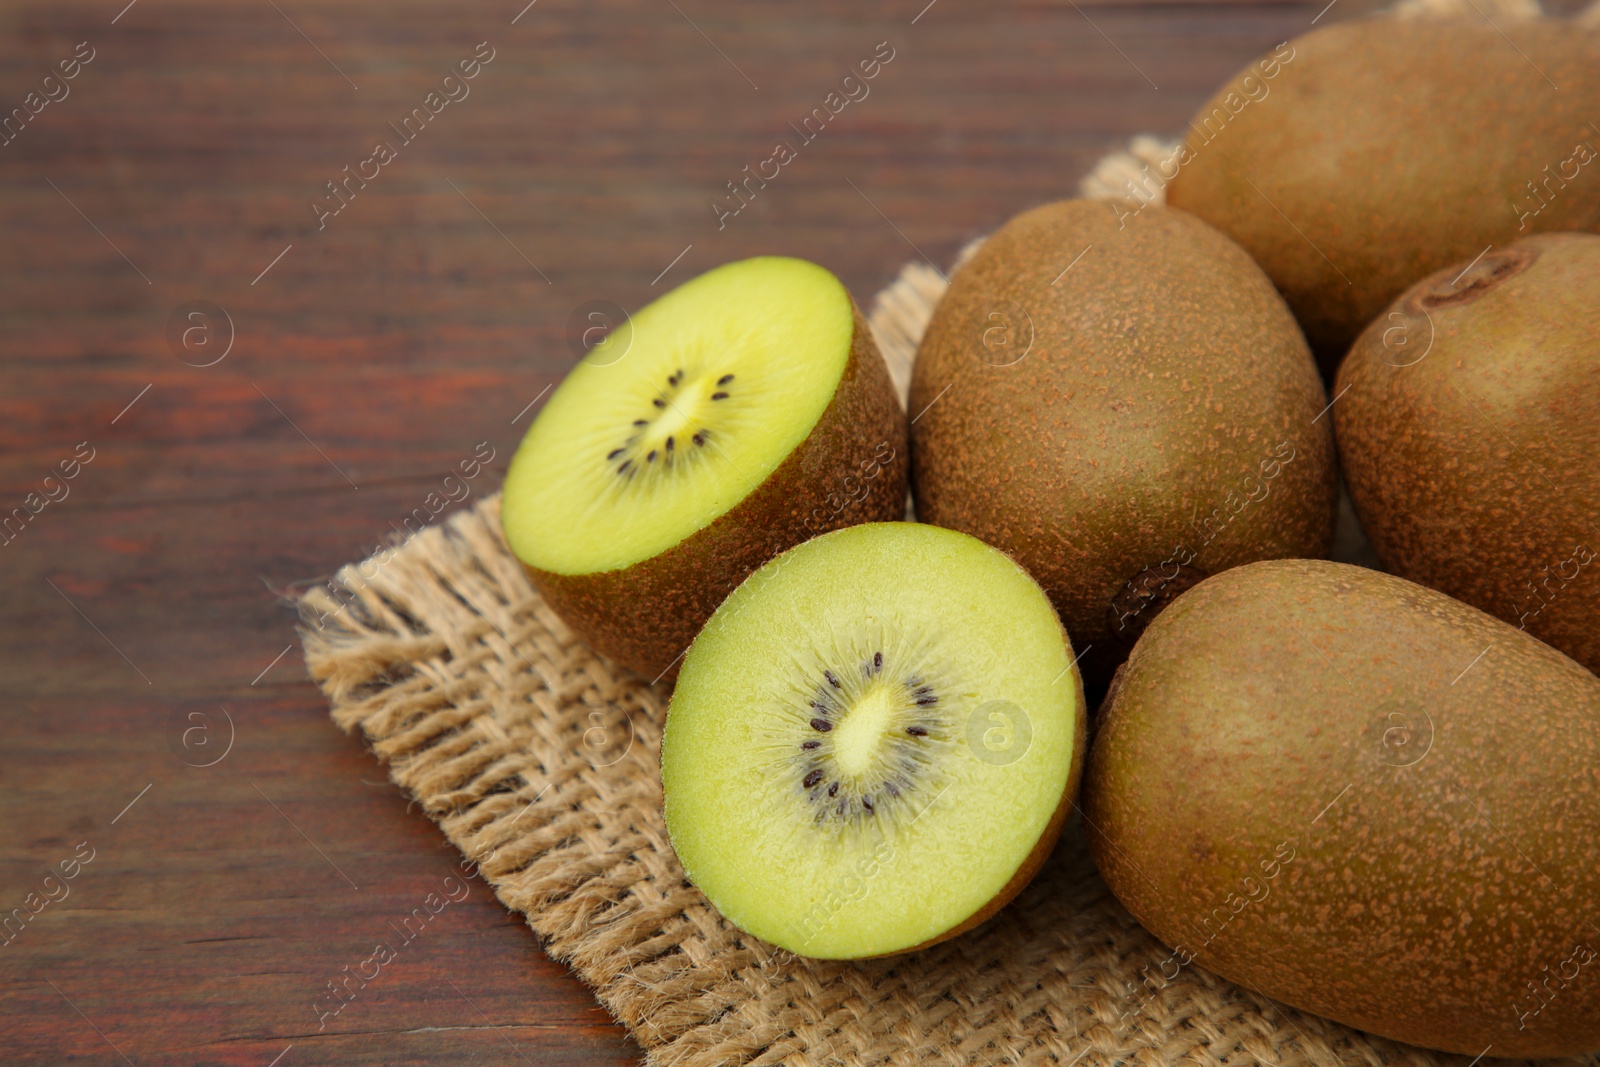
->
618, 460, 632, 475
666, 436, 675, 451
828, 782, 839, 797
711, 391, 729, 401
717, 374, 734, 385
633, 419, 648, 426
801, 740, 821, 750
607, 448, 625, 459
862, 797, 875, 814
907, 726, 928, 737
825, 670, 841, 689
647, 450, 658, 462
653, 397, 667, 408
692, 432, 706, 446
810, 718, 832, 732
803, 769, 824, 788
916, 695, 938, 706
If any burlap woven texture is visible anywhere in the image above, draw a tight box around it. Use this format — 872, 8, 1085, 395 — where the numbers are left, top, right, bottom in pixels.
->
296, 488, 1598, 1067
298, 8, 1600, 1061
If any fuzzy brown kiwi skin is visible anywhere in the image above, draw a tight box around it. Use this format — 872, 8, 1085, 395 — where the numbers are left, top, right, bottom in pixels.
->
524, 300, 907, 683
1165, 19, 1600, 372
1083, 559, 1600, 1057
910, 199, 1336, 695
1335, 233, 1600, 673
871, 626, 1090, 959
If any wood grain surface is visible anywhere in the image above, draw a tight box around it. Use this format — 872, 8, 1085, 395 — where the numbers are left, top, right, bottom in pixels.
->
5, 0, 1546, 1062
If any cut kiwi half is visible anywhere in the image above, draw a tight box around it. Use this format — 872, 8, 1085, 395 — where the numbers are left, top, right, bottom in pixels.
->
662, 522, 1087, 959
502, 256, 907, 680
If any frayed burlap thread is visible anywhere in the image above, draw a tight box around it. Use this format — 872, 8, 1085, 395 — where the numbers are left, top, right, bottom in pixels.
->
300, 496, 1596, 1067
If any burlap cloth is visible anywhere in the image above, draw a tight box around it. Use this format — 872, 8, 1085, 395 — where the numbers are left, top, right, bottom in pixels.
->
298, 12, 1600, 1059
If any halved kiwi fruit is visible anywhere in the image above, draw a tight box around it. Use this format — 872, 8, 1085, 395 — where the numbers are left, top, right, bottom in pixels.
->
662, 522, 1086, 959
502, 256, 907, 680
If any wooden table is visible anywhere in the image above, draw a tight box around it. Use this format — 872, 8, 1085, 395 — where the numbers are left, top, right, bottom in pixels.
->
5, 0, 1525, 1061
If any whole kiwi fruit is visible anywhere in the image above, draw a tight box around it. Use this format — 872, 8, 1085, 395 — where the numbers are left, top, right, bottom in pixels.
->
1164, 18, 1600, 369
1085, 558, 1600, 1058
1335, 232, 1600, 673
909, 199, 1336, 691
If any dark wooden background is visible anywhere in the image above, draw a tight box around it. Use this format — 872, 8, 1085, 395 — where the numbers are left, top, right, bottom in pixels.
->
7, 0, 1547, 1062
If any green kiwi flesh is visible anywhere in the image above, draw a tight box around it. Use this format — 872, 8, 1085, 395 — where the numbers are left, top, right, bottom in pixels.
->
909, 199, 1336, 693
502, 256, 907, 680
1085, 559, 1600, 1058
1336, 232, 1600, 673
662, 522, 1087, 959
1165, 19, 1600, 370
